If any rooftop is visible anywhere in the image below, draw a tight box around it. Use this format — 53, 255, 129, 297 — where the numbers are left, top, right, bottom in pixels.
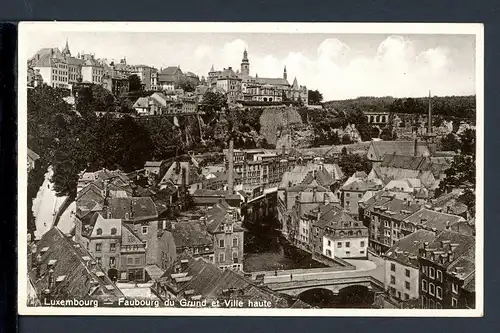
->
385, 230, 437, 268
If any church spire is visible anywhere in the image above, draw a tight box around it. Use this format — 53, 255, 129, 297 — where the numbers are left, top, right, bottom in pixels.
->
62, 38, 71, 56
241, 47, 250, 76
283, 66, 287, 80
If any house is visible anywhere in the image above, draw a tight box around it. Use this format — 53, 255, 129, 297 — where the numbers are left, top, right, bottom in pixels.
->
381, 178, 429, 205
144, 160, 168, 184
75, 214, 148, 282
402, 208, 465, 234
133, 96, 163, 116
152, 255, 290, 307
202, 171, 243, 192
158, 66, 183, 91
431, 191, 470, 220
366, 140, 431, 165
157, 220, 214, 271
159, 161, 203, 195
340, 177, 383, 216
383, 230, 436, 304
205, 201, 245, 271
27, 148, 40, 173
27, 227, 124, 304
309, 203, 369, 260
363, 195, 423, 254
418, 230, 475, 309
369, 154, 439, 190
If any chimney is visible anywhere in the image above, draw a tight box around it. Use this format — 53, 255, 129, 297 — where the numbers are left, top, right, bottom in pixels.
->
171, 220, 176, 230
414, 138, 418, 157
324, 193, 329, 205
227, 139, 235, 194
445, 221, 450, 230
447, 251, 454, 262
176, 160, 181, 174
423, 242, 429, 250
75, 218, 82, 244
428, 90, 432, 135
48, 268, 55, 290
282, 145, 286, 156
421, 218, 427, 225
129, 199, 134, 219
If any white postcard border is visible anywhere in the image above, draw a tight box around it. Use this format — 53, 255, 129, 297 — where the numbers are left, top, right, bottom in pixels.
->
17, 21, 484, 317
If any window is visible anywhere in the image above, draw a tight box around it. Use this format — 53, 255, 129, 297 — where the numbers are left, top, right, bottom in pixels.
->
218, 253, 225, 263
135, 257, 141, 265
337, 242, 342, 248
429, 283, 435, 296
436, 286, 443, 300
422, 279, 428, 292
390, 275, 396, 284
95, 243, 102, 252
96, 257, 102, 266
96, 228, 103, 236
452, 297, 458, 308
232, 238, 238, 247
109, 257, 116, 266
127, 257, 133, 264
429, 267, 435, 279
452, 282, 459, 294
346, 193, 350, 197
142, 226, 148, 234
346, 201, 350, 206
219, 239, 225, 248
429, 299, 435, 309
346, 242, 350, 248
422, 295, 427, 308
110, 228, 117, 235
345, 251, 350, 256
405, 281, 411, 290
390, 263, 396, 272
404, 293, 410, 300
436, 270, 443, 282
327, 240, 331, 246
143, 241, 147, 249
110, 243, 116, 252
326, 249, 332, 257
421, 265, 427, 275
405, 269, 410, 278
360, 241, 365, 247
358, 193, 362, 198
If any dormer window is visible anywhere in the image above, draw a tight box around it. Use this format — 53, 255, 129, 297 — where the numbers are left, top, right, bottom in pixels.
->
96, 228, 103, 236
110, 228, 117, 235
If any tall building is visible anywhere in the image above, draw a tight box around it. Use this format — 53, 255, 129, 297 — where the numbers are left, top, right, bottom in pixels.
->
208, 49, 308, 105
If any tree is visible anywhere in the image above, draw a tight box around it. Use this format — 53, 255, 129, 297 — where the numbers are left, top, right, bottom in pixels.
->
440, 133, 461, 152
341, 134, 352, 144
338, 153, 372, 178
308, 89, 323, 105
177, 77, 196, 93
459, 128, 475, 156
380, 126, 396, 141
128, 74, 143, 92
200, 91, 228, 120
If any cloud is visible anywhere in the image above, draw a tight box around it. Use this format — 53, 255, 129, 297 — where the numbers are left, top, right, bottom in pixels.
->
200, 35, 473, 100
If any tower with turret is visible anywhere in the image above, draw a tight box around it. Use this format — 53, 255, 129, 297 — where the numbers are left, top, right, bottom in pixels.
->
241, 49, 250, 76
62, 39, 71, 57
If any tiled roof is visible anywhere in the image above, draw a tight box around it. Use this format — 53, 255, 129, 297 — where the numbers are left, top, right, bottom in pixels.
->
342, 178, 382, 192
27, 148, 40, 161
420, 230, 475, 272
463, 274, 475, 293
311, 203, 357, 229
90, 214, 122, 238
403, 208, 465, 232
145, 161, 164, 167
107, 197, 158, 221
381, 154, 432, 171
255, 77, 289, 86
367, 197, 422, 221
385, 230, 436, 268
370, 141, 430, 160
160, 66, 182, 75
171, 222, 213, 249
29, 227, 124, 300
157, 255, 289, 307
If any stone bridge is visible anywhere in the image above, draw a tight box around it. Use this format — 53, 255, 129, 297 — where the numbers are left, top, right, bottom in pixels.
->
264, 275, 383, 297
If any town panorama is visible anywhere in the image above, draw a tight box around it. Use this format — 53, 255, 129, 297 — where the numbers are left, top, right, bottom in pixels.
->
23, 28, 478, 312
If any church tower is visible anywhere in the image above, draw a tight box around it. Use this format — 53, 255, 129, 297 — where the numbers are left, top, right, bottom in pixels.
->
241, 48, 250, 76
62, 39, 71, 57
283, 66, 287, 80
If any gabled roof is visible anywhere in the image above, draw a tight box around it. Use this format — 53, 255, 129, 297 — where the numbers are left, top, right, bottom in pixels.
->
121, 223, 145, 247
255, 77, 289, 86
381, 154, 432, 171
369, 141, 430, 160
403, 208, 465, 232
312, 203, 356, 229
205, 201, 243, 234
367, 196, 422, 221
107, 197, 158, 221
90, 214, 122, 238
29, 227, 124, 300
385, 230, 436, 268
171, 222, 213, 249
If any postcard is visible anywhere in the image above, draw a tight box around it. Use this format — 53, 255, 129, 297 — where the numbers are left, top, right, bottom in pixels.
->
18, 22, 483, 316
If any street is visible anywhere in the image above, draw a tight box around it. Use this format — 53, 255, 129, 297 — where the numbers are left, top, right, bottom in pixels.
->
32, 166, 68, 240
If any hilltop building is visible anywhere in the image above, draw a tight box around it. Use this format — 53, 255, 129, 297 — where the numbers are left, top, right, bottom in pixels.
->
207, 49, 308, 104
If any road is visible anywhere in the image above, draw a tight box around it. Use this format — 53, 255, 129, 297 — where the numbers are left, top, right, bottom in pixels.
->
258, 258, 382, 284
32, 166, 68, 240
57, 201, 76, 235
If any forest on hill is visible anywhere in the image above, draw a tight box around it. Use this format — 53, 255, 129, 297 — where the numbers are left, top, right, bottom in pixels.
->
324, 95, 476, 120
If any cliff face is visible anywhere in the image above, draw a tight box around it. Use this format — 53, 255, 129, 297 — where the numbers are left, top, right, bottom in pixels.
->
260, 106, 312, 148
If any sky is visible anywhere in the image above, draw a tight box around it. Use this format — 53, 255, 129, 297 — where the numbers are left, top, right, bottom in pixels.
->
24, 31, 477, 101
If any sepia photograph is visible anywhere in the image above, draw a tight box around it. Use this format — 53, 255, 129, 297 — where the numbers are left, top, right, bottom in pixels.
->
18, 22, 483, 316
